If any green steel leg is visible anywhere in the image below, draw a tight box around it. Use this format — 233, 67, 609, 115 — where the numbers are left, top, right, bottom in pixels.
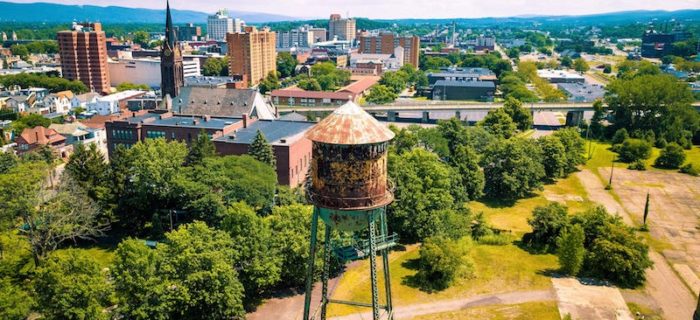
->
380, 209, 393, 318
368, 213, 380, 320
303, 208, 320, 320
320, 226, 332, 320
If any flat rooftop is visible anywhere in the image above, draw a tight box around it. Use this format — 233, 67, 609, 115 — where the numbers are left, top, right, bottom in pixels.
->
123, 113, 242, 129
215, 120, 315, 145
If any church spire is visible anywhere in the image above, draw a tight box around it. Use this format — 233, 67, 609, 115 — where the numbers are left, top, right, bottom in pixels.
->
165, 0, 176, 48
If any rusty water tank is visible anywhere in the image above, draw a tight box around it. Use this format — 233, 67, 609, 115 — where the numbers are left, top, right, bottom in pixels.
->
304, 101, 395, 231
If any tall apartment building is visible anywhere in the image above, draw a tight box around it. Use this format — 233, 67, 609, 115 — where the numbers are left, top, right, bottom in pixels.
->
57, 22, 110, 94
277, 27, 314, 49
359, 32, 421, 68
175, 23, 202, 41
328, 14, 356, 42
234, 18, 246, 33
309, 27, 327, 43
227, 26, 276, 87
207, 9, 233, 41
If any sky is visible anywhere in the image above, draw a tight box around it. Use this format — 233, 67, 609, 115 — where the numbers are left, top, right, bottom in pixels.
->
6, 0, 700, 19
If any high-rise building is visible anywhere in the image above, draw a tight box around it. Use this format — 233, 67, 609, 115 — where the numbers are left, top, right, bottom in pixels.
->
227, 26, 276, 87
328, 14, 356, 42
234, 18, 245, 33
309, 27, 327, 43
161, 1, 184, 98
277, 27, 314, 49
175, 23, 202, 41
57, 22, 110, 94
359, 32, 421, 68
207, 9, 233, 41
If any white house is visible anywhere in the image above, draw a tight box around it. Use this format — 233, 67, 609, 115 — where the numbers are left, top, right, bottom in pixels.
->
76, 92, 101, 109
5, 94, 34, 113
87, 90, 145, 115
43, 91, 78, 114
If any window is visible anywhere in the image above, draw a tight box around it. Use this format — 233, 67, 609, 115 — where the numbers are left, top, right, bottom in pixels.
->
146, 131, 165, 139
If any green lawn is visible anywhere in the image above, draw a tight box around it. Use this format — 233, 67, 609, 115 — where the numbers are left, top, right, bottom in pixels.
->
327, 243, 558, 317
410, 301, 561, 320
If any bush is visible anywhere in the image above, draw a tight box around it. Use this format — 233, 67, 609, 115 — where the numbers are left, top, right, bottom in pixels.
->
557, 224, 586, 276
654, 143, 686, 169
611, 128, 629, 144
477, 233, 512, 246
414, 236, 475, 291
680, 163, 699, 176
615, 138, 652, 163
585, 223, 653, 287
628, 159, 646, 170
526, 202, 570, 249
654, 138, 667, 149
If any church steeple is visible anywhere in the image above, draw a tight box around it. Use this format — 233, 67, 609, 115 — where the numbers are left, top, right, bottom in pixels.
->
161, 0, 184, 99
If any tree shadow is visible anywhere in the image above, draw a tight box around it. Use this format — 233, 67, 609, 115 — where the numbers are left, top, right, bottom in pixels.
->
478, 197, 517, 209
513, 237, 556, 256
399, 258, 449, 293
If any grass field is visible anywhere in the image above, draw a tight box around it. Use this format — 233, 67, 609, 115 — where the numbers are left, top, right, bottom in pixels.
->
327, 242, 559, 317
410, 301, 561, 320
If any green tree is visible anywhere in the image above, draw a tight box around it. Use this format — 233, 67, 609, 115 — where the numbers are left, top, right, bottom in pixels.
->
132, 30, 150, 46
388, 125, 418, 154
249, 130, 276, 167
502, 97, 533, 131
12, 113, 52, 134
258, 71, 281, 94
202, 57, 228, 76
557, 224, 586, 276
185, 130, 216, 166
414, 236, 474, 291
654, 143, 686, 169
65, 143, 110, 208
10, 44, 29, 60
561, 56, 573, 68
379, 71, 408, 94
0, 278, 34, 320
538, 136, 567, 179
605, 74, 698, 145
451, 145, 484, 200
481, 138, 545, 199
479, 108, 517, 139
112, 222, 246, 319
34, 249, 112, 320
589, 100, 606, 139
573, 58, 589, 73
116, 82, 150, 92
276, 52, 297, 78
586, 222, 653, 287
365, 84, 398, 104
0, 151, 18, 174
553, 127, 586, 174
297, 78, 322, 91
614, 138, 652, 163
220, 202, 282, 301
388, 148, 466, 242
311, 62, 351, 91
527, 202, 570, 248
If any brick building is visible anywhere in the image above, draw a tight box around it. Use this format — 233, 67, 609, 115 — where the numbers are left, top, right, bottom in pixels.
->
227, 26, 276, 87
328, 14, 356, 42
57, 22, 110, 94
359, 32, 420, 68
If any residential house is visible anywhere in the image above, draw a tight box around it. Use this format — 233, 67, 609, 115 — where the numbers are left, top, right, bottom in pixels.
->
87, 90, 146, 116
15, 126, 72, 158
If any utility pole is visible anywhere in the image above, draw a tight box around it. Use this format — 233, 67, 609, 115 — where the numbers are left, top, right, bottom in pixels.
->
606, 156, 615, 190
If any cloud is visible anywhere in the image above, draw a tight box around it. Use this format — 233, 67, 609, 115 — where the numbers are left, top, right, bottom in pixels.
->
5, 0, 700, 19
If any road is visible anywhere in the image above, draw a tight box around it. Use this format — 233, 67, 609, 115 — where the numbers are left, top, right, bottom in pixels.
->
329, 290, 555, 320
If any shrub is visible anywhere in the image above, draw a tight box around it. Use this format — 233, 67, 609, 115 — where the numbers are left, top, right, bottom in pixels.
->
615, 138, 652, 163
680, 164, 699, 176
611, 128, 629, 144
557, 224, 586, 276
628, 159, 646, 170
415, 236, 475, 291
477, 233, 512, 246
654, 143, 686, 169
526, 202, 570, 249
654, 138, 667, 149
585, 223, 653, 287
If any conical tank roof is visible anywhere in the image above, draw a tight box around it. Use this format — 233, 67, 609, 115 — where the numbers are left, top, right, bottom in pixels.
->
305, 101, 395, 145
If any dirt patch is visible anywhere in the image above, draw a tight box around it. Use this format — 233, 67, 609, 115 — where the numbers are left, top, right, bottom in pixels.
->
552, 278, 633, 320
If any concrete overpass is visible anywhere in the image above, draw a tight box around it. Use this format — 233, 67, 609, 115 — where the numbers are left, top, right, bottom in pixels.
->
278, 101, 700, 127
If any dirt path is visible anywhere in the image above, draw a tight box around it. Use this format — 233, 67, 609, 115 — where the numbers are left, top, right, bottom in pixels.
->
576, 169, 696, 320
329, 290, 555, 320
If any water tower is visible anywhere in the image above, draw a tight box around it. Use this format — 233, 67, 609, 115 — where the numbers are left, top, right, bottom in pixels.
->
303, 101, 397, 320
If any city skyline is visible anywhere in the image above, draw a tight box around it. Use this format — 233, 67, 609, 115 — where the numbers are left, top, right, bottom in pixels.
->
3, 0, 699, 19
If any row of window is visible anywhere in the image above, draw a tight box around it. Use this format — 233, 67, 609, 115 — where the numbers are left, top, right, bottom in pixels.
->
146, 131, 166, 139
111, 129, 134, 140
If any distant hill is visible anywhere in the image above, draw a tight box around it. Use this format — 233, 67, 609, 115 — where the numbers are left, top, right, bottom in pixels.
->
383, 9, 700, 26
0, 1, 298, 24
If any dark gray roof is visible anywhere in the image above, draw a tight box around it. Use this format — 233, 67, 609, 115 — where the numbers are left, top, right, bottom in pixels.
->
557, 83, 605, 102
433, 80, 496, 88
215, 120, 315, 145
171, 87, 257, 117
184, 76, 239, 87
126, 113, 242, 129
